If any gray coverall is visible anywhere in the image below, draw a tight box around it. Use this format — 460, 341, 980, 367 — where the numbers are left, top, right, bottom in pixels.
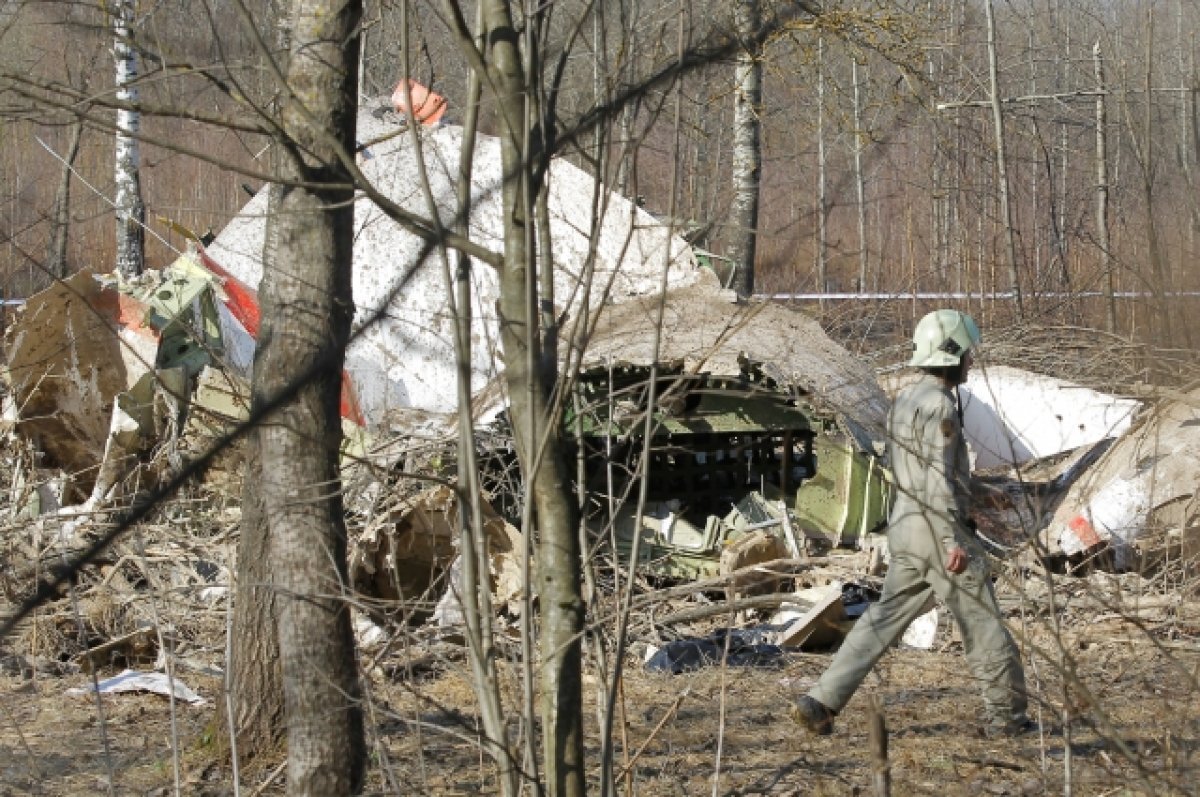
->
807, 373, 1027, 726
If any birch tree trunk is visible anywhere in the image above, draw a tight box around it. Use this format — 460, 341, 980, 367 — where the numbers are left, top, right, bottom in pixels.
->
261, 0, 365, 793
729, 0, 761, 298
480, 1, 584, 794
113, 0, 144, 278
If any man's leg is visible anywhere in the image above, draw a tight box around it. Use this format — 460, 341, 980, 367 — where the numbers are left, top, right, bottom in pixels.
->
925, 553, 1027, 728
808, 553, 935, 713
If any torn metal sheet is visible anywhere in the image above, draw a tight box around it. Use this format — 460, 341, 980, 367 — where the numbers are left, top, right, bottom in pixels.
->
578, 280, 891, 446
2, 249, 369, 505
1040, 387, 1200, 568
961, 366, 1141, 469
2, 263, 228, 495
2, 270, 151, 479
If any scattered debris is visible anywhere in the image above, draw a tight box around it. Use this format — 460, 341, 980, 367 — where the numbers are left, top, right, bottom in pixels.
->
66, 669, 206, 706
4, 97, 1197, 744
0, 249, 367, 514
566, 355, 891, 583
770, 581, 848, 649
348, 485, 525, 625
75, 627, 158, 673
900, 607, 940, 650
644, 629, 786, 674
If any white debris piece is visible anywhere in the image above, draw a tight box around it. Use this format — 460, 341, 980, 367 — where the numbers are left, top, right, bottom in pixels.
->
900, 607, 939, 650
959, 365, 1141, 468
66, 669, 207, 706
354, 612, 389, 648
207, 115, 699, 425
885, 365, 1142, 469
1041, 387, 1200, 567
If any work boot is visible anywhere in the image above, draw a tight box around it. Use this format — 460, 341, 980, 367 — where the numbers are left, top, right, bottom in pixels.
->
790, 695, 835, 736
983, 715, 1036, 739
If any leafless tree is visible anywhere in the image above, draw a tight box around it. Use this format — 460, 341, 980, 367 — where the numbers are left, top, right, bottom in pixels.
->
256, 0, 366, 792
729, 0, 762, 297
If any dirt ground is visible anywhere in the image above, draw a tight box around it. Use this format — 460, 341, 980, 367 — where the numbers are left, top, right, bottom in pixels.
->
2, 613, 1197, 797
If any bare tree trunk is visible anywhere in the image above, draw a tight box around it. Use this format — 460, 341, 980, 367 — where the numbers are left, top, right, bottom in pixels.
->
1176, 0, 1200, 236
224, 2, 291, 772
1094, 41, 1117, 334
261, 1, 365, 793
1028, 28, 1043, 297
1057, 0, 1072, 298
480, 1, 584, 795
436, 1, 518, 790
113, 0, 144, 278
985, 0, 1021, 315
853, 58, 868, 293
46, 121, 82, 279
728, 0, 761, 298
952, 0, 967, 294
1191, 46, 1200, 249
226, 440, 284, 763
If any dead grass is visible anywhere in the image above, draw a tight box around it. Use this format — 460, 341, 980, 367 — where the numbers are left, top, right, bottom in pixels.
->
2, 625, 1195, 796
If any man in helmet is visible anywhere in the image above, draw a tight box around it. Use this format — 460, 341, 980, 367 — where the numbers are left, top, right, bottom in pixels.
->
791, 309, 1029, 738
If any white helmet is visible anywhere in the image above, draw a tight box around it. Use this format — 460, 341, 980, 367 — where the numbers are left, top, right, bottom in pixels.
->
908, 309, 981, 367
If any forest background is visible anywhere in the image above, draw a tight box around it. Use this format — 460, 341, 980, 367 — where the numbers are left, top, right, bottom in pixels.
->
4, 0, 1199, 357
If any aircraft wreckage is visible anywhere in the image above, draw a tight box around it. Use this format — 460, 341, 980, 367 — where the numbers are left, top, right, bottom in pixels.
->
3, 109, 1194, 615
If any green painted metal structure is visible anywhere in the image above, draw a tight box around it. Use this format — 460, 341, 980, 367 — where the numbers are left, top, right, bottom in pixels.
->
567, 362, 892, 579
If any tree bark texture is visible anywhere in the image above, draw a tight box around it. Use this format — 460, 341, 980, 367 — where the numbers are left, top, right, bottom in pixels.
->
261, 1, 365, 793
852, 59, 868, 293
480, 1, 585, 794
729, 0, 761, 298
226, 438, 285, 763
